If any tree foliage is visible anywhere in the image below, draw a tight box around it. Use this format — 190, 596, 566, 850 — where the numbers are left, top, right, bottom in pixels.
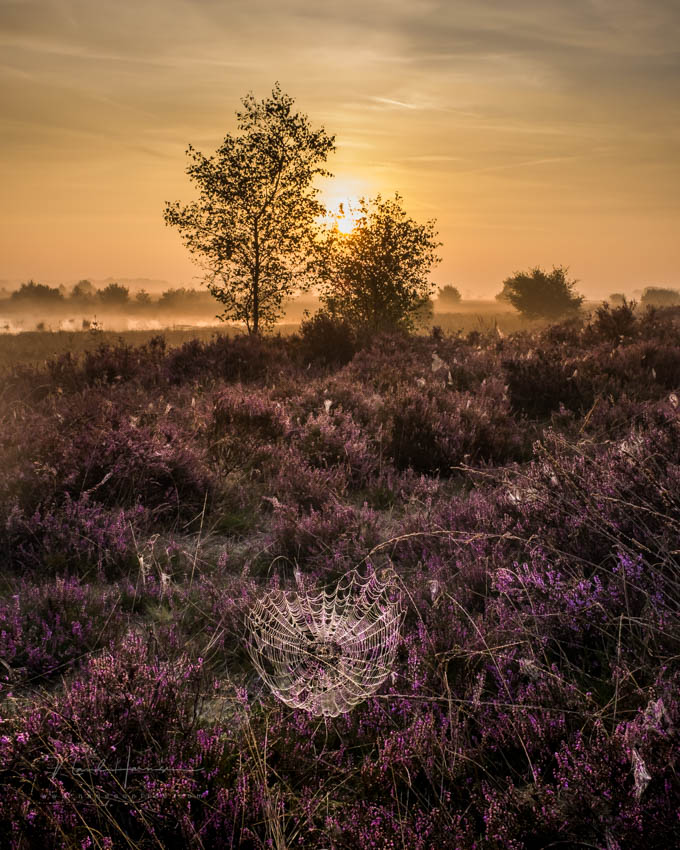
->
316, 193, 441, 333
498, 266, 583, 320
164, 84, 335, 334
97, 283, 130, 306
437, 284, 462, 306
71, 280, 96, 301
640, 287, 680, 308
11, 281, 63, 302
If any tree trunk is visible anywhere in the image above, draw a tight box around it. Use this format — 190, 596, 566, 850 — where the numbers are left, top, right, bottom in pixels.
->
252, 220, 260, 335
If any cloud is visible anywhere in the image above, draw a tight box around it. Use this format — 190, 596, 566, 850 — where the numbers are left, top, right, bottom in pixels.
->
369, 96, 421, 110
1, 0, 678, 290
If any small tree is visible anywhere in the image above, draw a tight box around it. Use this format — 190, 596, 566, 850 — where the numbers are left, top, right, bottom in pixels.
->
135, 289, 152, 305
98, 283, 130, 306
11, 281, 64, 302
165, 84, 335, 334
609, 292, 626, 306
640, 287, 680, 308
315, 193, 441, 333
497, 266, 583, 320
158, 288, 208, 310
590, 298, 637, 342
71, 280, 96, 301
437, 285, 462, 306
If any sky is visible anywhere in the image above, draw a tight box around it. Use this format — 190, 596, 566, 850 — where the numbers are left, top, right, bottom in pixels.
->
1, 0, 679, 298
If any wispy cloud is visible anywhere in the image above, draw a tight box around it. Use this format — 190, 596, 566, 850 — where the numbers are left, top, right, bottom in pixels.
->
0, 0, 678, 292
369, 96, 421, 110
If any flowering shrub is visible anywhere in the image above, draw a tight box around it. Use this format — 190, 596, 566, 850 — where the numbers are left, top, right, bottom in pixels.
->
165, 332, 294, 385
297, 310, 357, 366
0, 386, 213, 523
268, 501, 383, 574
385, 377, 529, 473
297, 408, 380, 488
211, 385, 291, 445
1, 311, 680, 846
4, 494, 143, 574
0, 576, 123, 681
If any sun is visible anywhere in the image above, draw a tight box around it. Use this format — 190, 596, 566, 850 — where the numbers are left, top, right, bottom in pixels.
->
319, 178, 369, 234
333, 200, 361, 234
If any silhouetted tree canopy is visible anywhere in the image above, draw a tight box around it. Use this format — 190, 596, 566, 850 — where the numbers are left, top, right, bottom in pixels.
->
165, 84, 335, 334
158, 288, 209, 308
98, 283, 130, 306
11, 281, 64, 302
640, 287, 680, 307
71, 280, 96, 300
437, 285, 462, 305
315, 193, 441, 333
497, 266, 583, 320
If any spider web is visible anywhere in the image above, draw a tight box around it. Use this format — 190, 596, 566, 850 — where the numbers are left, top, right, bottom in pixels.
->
247, 569, 403, 717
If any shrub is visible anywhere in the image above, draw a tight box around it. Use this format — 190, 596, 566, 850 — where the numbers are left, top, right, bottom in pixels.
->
498, 265, 584, 320
157, 287, 208, 309
42, 337, 167, 393
0, 576, 123, 680
260, 444, 349, 511
297, 408, 380, 488
164, 333, 293, 385
2, 298, 680, 848
268, 501, 382, 573
70, 279, 96, 301
0, 388, 213, 523
503, 348, 595, 418
640, 286, 680, 308
297, 310, 357, 366
385, 378, 528, 473
3, 495, 143, 575
436, 284, 462, 306
587, 298, 638, 343
504, 406, 680, 569
0, 634, 229, 847
209, 385, 291, 475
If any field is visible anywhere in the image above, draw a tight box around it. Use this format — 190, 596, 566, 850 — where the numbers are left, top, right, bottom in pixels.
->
1, 304, 679, 848
0, 300, 548, 370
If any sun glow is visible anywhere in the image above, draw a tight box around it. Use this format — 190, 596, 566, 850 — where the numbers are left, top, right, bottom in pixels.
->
333, 200, 361, 234
320, 177, 372, 235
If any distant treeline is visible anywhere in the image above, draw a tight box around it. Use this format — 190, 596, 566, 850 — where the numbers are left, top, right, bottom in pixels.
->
1, 280, 214, 310
3, 279, 680, 318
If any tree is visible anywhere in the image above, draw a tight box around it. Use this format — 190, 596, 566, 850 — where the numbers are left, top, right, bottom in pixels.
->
640, 287, 680, 308
437, 285, 462, 306
135, 289, 152, 305
11, 280, 63, 302
158, 287, 207, 309
497, 266, 583, 320
71, 279, 96, 301
164, 84, 335, 334
98, 283, 130, 306
591, 298, 637, 342
315, 193, 441, 333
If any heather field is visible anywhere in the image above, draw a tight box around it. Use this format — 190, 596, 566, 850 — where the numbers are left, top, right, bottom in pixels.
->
1, 304, 680, 848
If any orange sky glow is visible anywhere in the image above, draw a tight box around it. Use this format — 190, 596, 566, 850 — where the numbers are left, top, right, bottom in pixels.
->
1, 0, 678, 298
